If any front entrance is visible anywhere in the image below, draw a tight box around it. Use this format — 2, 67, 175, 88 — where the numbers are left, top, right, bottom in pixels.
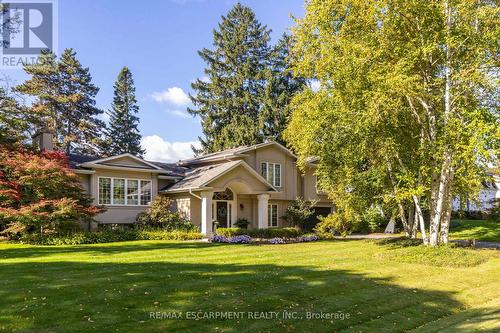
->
215, 201, 229, 228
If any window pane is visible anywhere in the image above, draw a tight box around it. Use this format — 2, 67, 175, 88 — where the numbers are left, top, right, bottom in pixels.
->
267, 163, 274, 184
268, 204, 272, 227
98, 178, 111, 205
140, 180, 151, 205
113, 179, 125, 205
127, 180, 139, 205
274, 164, 281, 187
261, 162, 267, 178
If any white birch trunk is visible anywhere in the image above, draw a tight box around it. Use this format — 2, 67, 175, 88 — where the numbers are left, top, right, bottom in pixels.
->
412, 195, 428, 245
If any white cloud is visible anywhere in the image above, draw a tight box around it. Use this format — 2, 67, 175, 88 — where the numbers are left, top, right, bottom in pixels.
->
151, 87, 190, 106
141, 135, 200, 162
167, 109, 191, 119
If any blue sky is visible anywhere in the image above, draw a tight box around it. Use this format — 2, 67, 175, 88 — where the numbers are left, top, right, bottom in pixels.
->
5, 0, 305, 161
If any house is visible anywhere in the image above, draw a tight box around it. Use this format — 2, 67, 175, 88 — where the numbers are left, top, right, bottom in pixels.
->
33, 130, 332, 235
452, 170, 500, 213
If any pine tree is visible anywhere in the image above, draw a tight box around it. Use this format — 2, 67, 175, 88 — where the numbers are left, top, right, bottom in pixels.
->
260, 34, 306, 145
104, 67, 144, 157
0, 87, 30, 146
189, 3, 271, 154
16, 48, 105, 155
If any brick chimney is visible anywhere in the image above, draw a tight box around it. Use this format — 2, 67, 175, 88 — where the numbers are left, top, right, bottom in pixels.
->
32, 126, 54, 151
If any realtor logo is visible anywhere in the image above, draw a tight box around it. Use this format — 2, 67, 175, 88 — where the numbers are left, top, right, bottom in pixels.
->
0, 0, 57, 68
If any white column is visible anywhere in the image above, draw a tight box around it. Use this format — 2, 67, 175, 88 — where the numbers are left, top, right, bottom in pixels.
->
201, 191, 213, 236
257, 194, 270, 229
231, 195, 238, 227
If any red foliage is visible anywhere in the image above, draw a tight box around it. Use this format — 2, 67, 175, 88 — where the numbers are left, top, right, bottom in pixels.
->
0, 145, 103, 235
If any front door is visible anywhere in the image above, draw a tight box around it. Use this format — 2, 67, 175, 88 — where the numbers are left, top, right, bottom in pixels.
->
216, 201, 228, 228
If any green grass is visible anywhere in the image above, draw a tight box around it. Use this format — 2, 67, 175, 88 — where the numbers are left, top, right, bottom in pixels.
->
449, 219, 500, 242
0, 240, 499, 332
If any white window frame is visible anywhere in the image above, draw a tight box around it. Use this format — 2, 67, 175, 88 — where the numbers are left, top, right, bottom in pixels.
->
268, 204, 278, 227
261, 162, 282, 187
315, 175, 327, 195
98, 177, 152, 206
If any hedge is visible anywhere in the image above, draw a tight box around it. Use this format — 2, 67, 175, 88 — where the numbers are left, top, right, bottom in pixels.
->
19, 230, 202, 245
215, 227, 300, 239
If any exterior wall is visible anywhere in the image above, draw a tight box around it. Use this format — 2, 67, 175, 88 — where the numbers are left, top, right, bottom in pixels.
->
302, 165, 330, 205
208, 165, 270, 192
88, 169, 158, 224
243, 145, 298, 201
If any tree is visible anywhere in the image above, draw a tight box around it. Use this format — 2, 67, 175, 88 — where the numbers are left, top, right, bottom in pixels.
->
0, 87, 30, 146
0, 146, 101, 235
103, 67, 144, 157
189, 3, 271, 154
260, 34, 307, 145
285, 0, 499, 246
16, 49, 105, 155
0, 2, 21, 48
282, 197, 317, 231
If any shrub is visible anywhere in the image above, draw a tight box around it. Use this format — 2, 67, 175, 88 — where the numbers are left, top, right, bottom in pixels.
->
315, 212, 358, 237
215, 227, 245, 238
19, 229, 202, 245
354, 207, 387, 233
216, 227, 301, 239
234, 218, 250, 229
0, 147, 102, 237
136, 195, 196, 232
282, 197, 317, 231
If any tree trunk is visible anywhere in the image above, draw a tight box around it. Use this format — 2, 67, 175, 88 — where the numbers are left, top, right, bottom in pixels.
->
407, 204, 416, 238
412, 195, 428, 245
440, 169, 454, 244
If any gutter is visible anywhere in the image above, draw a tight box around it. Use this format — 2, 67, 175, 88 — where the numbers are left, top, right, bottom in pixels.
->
189, 188, 201, 199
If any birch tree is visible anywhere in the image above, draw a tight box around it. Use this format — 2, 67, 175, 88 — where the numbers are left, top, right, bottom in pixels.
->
285, 0, 499, 246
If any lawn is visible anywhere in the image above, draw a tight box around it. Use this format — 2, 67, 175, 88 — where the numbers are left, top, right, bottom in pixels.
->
0, 240, 499, 332
449, 219, 500, 242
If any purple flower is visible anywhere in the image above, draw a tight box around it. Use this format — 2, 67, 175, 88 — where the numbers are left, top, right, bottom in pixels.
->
229, 235, 252, 244
269, 237, 286, 244
211, 235, 229, 243
297, 235, 319, 242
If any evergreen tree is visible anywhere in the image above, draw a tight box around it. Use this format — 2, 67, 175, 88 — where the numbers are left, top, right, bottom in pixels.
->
260, 34, 306, 145
0, 87, 30, 146
104, 67, 144, 157
189, 3, 271, 154
16, 49, 105, 155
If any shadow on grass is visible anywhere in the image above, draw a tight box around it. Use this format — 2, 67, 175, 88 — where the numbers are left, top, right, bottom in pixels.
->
0, 241, 216, 260
0, 256, 467, 332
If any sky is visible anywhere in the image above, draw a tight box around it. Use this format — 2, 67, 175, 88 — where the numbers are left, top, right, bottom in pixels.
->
3, 0, 305, 162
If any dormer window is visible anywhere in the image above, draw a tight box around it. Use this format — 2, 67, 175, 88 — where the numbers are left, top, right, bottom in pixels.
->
261, 162, 281, 187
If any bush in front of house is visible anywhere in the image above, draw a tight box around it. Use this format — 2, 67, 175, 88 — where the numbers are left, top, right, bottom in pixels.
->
0, 147, 103, 239
19, 229, 202, 245
282, 197, 317, 231
315, 211, 360, 238
269, 237, 286, 244
216, 227, 301, 239
233, 218, 250, 229
136, 195, 197, 232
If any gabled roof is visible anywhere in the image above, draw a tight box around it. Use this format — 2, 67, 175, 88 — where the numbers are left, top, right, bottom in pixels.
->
178, 141, 296, 166
162, 160, 277, 193
68, 153, 186, 177
79, 153, 163, 170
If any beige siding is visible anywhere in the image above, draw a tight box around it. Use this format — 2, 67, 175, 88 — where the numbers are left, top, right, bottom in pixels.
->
302, 166, 330, 204
100, 156, 155, 168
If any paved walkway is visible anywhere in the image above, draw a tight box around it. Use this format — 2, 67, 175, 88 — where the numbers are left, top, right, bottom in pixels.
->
334, 233, 500, 249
